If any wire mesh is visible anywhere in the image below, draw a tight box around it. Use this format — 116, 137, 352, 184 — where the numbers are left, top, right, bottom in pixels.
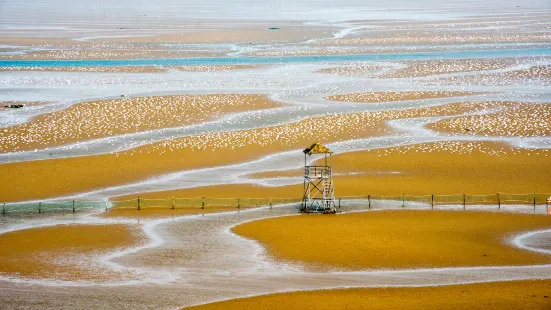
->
369, 195, 403, 207
4, 192, 549, 215
535, 193, 551, 204
499, 193, 535, 204
433, 194, 464, 205
204, 197, 238, 208
110, 199, 138, 210
465, 194, 499, 205
238, 198, 269, 208
140, 198, 172, 209
403, 195, 433, 205
173, 197, 203, 209
271, 197, 302, 205
40, 201, 74, 212
3, 202, 41, 213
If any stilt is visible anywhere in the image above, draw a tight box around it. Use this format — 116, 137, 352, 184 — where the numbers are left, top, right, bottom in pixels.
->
301, 143, 336, 213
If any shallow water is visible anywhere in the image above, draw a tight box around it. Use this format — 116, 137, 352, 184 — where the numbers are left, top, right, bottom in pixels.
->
1, 204, 550, 309
1, 48, 551, 67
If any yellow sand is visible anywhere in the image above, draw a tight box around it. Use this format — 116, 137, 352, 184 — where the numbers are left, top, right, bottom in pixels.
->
314, 32, 551, 46
100, 140, 551, 203
441, 65, 551, 86
185, 280, 551, 310
383, 58, 519, 78
0, 224, 142, 281
0, 102, 535, 202
1, 94, 282, 153
252, 141, 550, 196
233, 210, 551, 271
428, 102, 551, 137
317, 59, 546, 78
326, 91, 479, 103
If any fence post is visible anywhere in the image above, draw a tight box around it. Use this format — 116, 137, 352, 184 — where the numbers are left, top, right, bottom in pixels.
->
172, 197, 175, 210
269, 197, 272, 209
201, 196, 205, 209
237, 198, 240, 211
533, 193, 536, 212
137, 197, 140, 210
368, 194, 371, 209
105, 202, 108, 212
431, 194, 434, 210
463, 193, 466, 210
39, 202, 42, 213
497, 193, 500, 210
401, 195, 405, 208
2, 202, 5, 215
72, 200, 75, 213
338, 197, 341, 208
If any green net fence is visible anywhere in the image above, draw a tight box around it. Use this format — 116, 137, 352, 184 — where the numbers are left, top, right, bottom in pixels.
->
433, 194, 464, 205
465, 194, 499, 205
2, 192, 550, 214
174, 197, 203, 209
499, 193, 534, 204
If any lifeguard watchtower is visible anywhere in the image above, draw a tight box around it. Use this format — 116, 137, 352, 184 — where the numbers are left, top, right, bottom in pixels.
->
301, 142, 336, 213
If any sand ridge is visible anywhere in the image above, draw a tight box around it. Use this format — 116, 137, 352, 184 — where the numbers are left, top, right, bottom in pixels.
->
0, 94, 283, 153
121, 140, 551, 200
185, 280, 551, 310
326, 91, 481, 103
232, 210, 551, 271
428, 102, 551, 137
0, 101, 518, 202
0, 223, 143, 282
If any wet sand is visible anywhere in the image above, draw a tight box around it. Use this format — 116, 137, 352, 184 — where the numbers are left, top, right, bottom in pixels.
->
233, 210, 551, 271
117, 140, 551, 202
1, 94, 283, 153
297, 141, 550, 196
115, 184, 302, 201
0, 66, 169, 73
428, 102, 551, 137
385, 59, 549, 79
314, 32, 551, 46
1, 101, 510, 202
0, 49, 223, 60
440, 65, 551, 85
186, 280, 551, 310
318, 58, 548, 78
0, 223, 142, 281
0, 65, 256, 73
326, 91, 480, 103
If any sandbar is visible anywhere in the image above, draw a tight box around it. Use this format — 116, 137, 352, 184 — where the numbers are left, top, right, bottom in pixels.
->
1, 94, 283, 153
186, 280, 551, 310
233, 210, 551, 271
0, 223, 142, 281
1, 101, 532, 202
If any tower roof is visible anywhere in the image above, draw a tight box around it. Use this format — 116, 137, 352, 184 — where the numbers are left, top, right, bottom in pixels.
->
303, 142, 333, 155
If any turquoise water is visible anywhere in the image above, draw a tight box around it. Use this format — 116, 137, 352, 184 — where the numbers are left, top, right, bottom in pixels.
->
1, 48, 550, 67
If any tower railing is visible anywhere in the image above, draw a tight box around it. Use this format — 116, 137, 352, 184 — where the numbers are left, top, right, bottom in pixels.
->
305, 166, 332, 179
